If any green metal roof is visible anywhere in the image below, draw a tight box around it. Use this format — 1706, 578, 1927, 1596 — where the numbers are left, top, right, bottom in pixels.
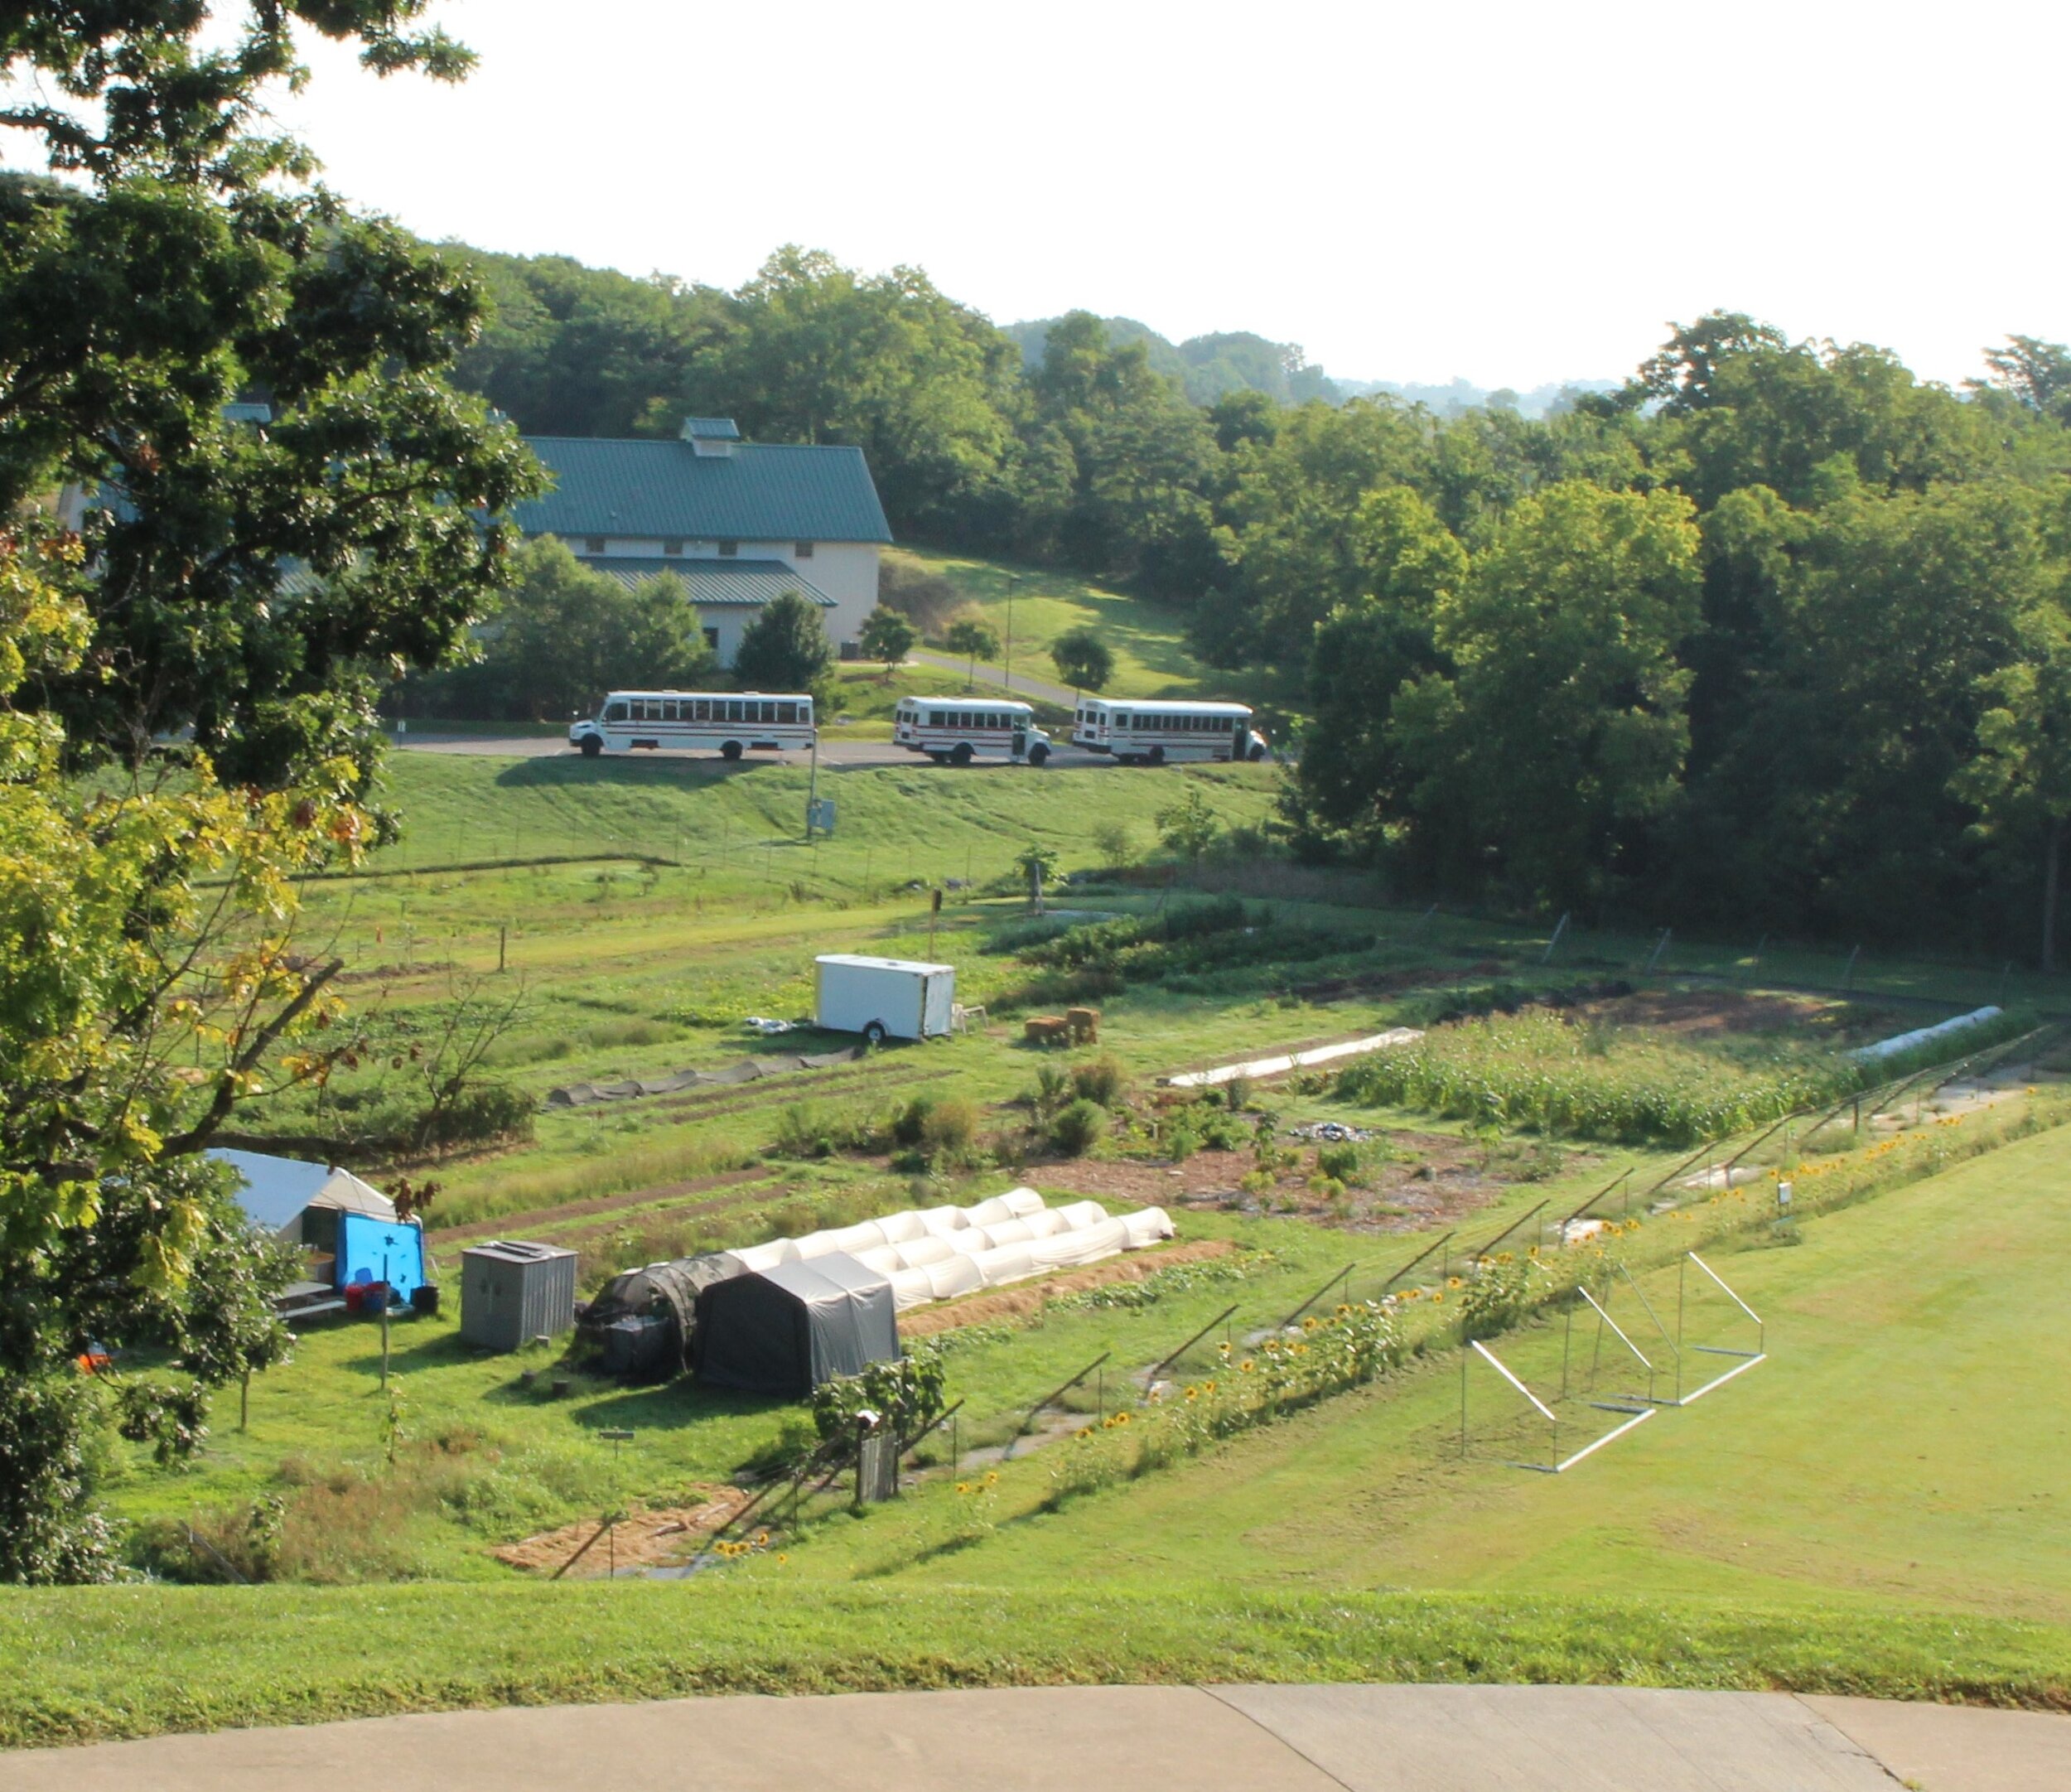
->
517, 437, 892, 544
577, 557, 838, 608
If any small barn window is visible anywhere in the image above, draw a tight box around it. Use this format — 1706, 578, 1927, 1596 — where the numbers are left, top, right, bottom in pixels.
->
663, 539, 683, 556
717, 540, 739, 557
584, 536, 606, 554
794, 541, 815, 558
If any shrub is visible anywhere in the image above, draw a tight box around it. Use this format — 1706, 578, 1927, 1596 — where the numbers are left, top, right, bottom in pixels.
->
1069, 1055, 1127, 1108
1224, 1072, 1253, 1113
890, 1094, 936, 1149
1050, 1099, 1108, 1157
413, 1082, 533, 1152
812, 1346, 947, 1448
919, 1097, 978, 1165
1029, 1062, 1072, 1119
1165, 1121, 1197, 1163
1315, 1142, 1364, 1185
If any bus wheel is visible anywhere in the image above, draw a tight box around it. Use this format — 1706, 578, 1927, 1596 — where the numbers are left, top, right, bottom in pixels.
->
863, 1020, 887, 1046
579, 736, 602, 758
721, 741, 743, 762
951, 742, 975, 766
1248, 741, 1267, 762
1148, 746, 1166, 766
1027, 742, 1050, 766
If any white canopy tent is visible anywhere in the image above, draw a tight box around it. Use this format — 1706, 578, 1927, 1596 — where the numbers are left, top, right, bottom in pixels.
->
717, 1187, 1173, 1311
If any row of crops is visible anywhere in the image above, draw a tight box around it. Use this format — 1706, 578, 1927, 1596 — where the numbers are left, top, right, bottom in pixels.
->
1336, 1009, 1851, 1146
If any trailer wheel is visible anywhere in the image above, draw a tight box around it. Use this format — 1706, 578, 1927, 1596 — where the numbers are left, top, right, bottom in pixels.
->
862, 1020, 887, 1046
951, 741, 975, 766
579, 736, 602, 758
721, 740, 743, 762
1027, 741, 1050, 766
1147, 745, 1166, 766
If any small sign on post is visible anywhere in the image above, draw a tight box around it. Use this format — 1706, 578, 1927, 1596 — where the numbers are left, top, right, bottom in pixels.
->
807, 797, 835, 837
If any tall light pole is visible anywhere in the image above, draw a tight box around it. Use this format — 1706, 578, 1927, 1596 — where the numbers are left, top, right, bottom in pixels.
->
1003, 574, 1019, 693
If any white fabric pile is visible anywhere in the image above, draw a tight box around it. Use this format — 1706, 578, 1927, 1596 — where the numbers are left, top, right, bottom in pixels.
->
717, 1188, 1174, 1311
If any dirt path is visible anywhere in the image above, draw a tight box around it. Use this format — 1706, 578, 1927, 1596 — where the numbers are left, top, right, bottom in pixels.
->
492, 1487, 755, 1577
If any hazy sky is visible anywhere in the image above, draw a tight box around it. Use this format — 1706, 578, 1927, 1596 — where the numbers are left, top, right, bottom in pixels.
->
145, 1, 2071, 387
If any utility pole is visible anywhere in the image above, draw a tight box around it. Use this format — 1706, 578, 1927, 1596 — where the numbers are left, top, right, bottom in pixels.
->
1003, 575, 1019, 693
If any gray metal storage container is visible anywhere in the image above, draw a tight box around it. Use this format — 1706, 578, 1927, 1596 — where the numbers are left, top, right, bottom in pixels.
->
460, 1239, 577, 1352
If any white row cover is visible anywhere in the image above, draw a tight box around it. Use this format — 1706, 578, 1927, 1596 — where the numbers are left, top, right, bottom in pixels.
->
718, 1188, 1175, 1311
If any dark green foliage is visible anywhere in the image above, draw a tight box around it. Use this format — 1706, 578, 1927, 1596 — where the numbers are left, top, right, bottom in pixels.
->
1049, 625, 1114, 692
408, 539, 710, 721
810, 1345, 947, 1448
734, 591, 835, 697
1069, 1055, 1127, 1108
1019, 899, 1369, 988
1049, 1099, 1108, 1157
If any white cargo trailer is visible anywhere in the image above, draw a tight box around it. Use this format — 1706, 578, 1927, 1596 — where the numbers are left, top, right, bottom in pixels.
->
815, 954, 956, 1043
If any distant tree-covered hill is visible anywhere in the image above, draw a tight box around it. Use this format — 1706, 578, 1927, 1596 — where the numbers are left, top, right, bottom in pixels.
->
1002, 316, 1344, 407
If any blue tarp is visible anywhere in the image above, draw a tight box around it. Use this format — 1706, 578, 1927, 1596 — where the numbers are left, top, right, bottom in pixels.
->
336, 1210, 425, 1304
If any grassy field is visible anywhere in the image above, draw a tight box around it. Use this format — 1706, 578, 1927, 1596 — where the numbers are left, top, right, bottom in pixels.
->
11, 746, 2071, 1746
8, 1113, 2071, 1745
897, 548, 1304, 717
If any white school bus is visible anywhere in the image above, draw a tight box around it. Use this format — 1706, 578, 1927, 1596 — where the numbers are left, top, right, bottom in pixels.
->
893, 697, 1053, 766
568, 691, 815, 761
1071, 697, 1266, 765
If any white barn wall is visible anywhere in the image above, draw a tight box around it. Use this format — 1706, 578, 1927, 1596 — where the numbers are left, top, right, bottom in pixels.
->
558, 536, 880, 653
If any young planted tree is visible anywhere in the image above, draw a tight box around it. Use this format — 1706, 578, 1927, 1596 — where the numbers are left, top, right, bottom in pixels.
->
1155, 785, 1224, 862
1014, 842, 1063, 915
944, 611, 1001, 688
1049, 626, 1113, 693
859, 604, 918, 675
734, 590, 836, 697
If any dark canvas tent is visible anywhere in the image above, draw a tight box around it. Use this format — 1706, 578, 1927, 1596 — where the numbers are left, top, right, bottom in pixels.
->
691, 1251, 900, 1396
580, 1253, 742, 1379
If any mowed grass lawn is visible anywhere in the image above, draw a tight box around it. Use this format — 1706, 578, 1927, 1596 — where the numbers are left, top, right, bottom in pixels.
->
901, 548, 1304, 716
6, 1119, 2070, 1745
797, 1123, 2071, 1627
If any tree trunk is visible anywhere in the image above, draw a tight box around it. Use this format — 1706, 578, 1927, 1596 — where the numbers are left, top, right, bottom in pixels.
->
2044, 813, 2064, 975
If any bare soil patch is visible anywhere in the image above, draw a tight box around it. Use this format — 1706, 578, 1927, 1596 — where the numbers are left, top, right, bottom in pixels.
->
492, 1488, 753, 1577
899, 1239, 1237, 1337
1577, 986, 1855, 1039
1040, 1135, 1590, 1235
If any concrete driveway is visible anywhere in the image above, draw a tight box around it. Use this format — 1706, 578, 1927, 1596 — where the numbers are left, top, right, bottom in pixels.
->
7, 1683, 2066, 1791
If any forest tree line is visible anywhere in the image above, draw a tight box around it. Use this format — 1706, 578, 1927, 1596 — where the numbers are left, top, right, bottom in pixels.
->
445, 244, 2071, 966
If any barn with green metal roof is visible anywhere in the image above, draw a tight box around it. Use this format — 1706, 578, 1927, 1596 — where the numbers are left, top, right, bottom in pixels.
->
513, 418, 891, 666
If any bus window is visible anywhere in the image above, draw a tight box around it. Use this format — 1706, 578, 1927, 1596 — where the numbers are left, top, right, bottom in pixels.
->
661, 700, 678, 722
606, 701, 627, 722
756, 700, 772, 722
777, 702, 796, 724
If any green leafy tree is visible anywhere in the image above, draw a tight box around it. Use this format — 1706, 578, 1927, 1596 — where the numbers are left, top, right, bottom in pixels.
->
734, 590, 835, 696
859, 605, 917, 674
944, 611, 1001, 688
1014, 842, 1062, 914
1956, 629, 2071, 971
1287, 488, 1466, 850
414, 542, 707, 720
1394, 481, 1702, 908
0, 3, 536, 1582
1049, 626, 1113, 693
1155, 785, 1224, 862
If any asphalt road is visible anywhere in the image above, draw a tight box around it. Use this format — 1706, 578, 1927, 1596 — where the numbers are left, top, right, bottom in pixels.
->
8, 1685, 2066, 1791
394, 733, 1120, 770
